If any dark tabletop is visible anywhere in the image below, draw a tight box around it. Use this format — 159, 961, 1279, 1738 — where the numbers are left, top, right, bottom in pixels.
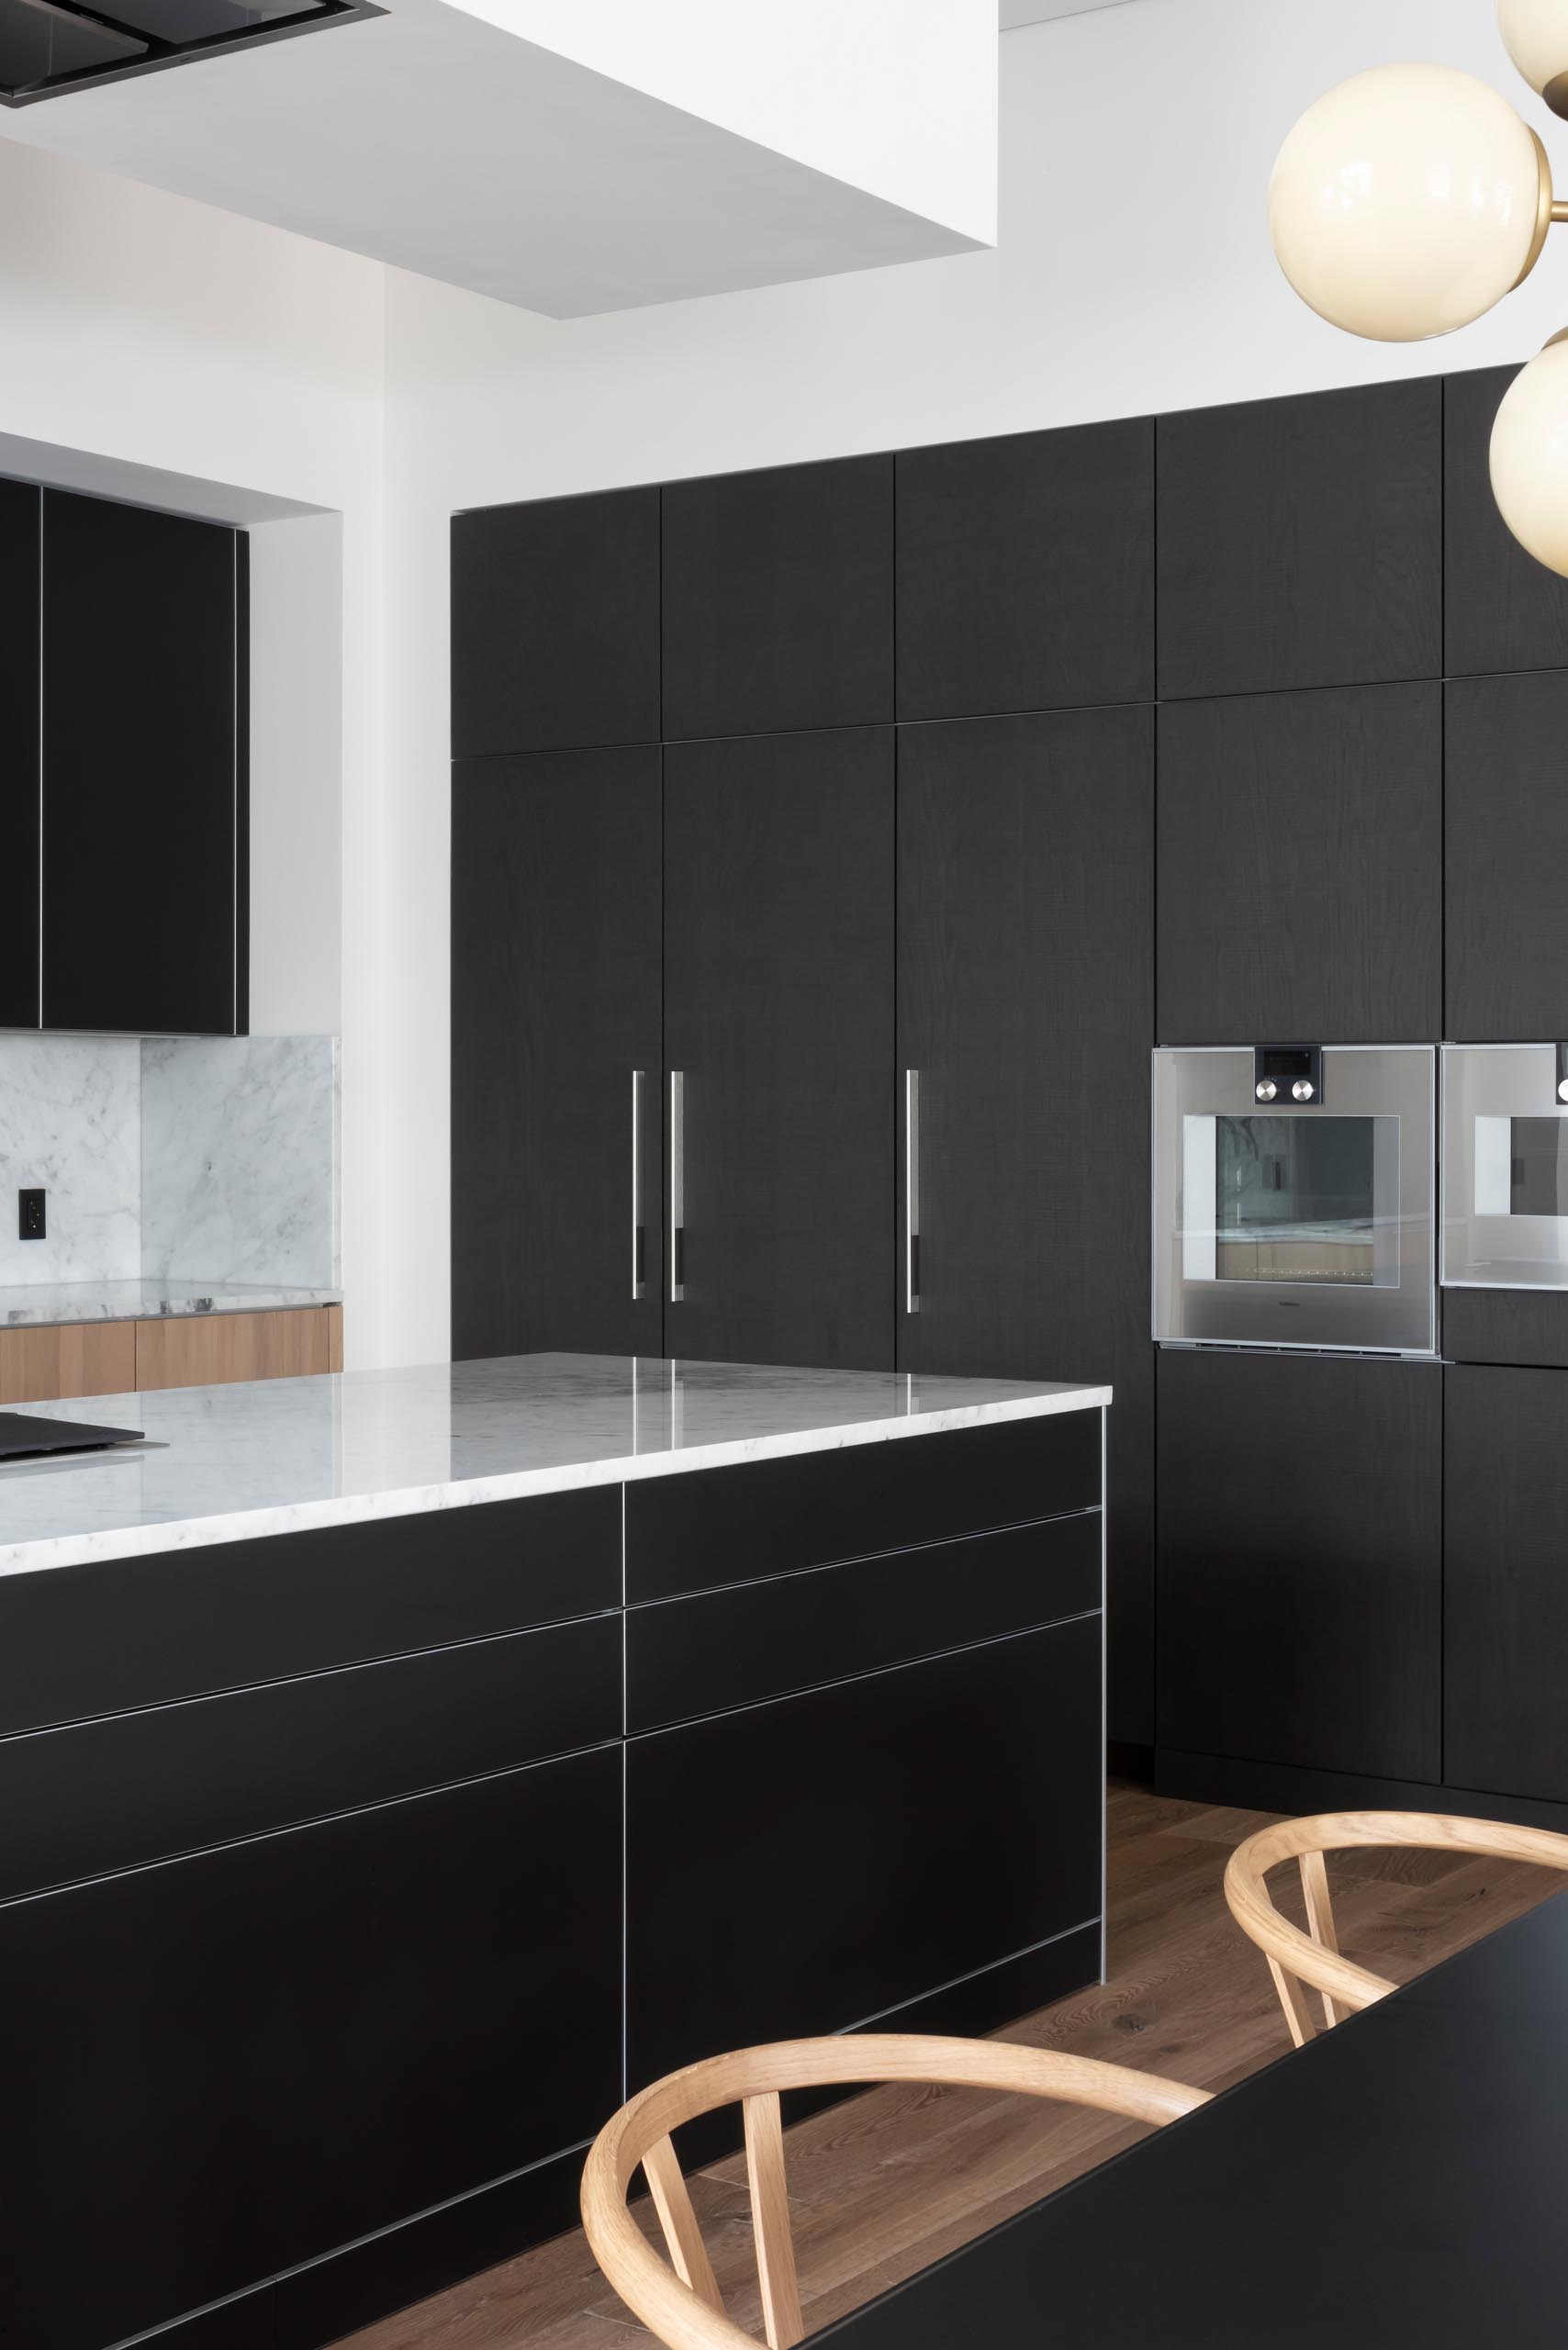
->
813, 1887, 1568, 2347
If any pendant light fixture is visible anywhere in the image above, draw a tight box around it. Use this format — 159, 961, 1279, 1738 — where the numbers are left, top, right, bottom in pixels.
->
1268, 3, 1568, 576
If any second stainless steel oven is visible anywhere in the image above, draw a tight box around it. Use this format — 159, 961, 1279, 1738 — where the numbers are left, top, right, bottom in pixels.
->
1153, 1044, 1437, 1356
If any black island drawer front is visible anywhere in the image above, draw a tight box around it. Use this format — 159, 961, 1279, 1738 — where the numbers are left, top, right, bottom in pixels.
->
627, 1509, 1101, 1732
0, 1485, 620, 1737
624, 1412, 1102, 1603
627, 1617, 1102, 2086
0, 1609, 621, 1902
0, 1747, 623, 2350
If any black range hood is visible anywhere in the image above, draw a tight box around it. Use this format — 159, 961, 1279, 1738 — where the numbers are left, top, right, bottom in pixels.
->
0, 0, 379, 105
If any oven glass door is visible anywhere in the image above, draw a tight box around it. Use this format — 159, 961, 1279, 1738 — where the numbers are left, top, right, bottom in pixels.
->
1441, 1044, 1568, 1291
1154, 1046, 1437, 1354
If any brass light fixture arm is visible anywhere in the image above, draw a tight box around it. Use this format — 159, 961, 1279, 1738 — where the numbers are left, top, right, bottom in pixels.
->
1513, 129, 1567, 285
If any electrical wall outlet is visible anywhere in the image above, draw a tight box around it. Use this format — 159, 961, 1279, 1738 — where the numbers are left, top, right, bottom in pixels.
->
18, 1189, 45, 1241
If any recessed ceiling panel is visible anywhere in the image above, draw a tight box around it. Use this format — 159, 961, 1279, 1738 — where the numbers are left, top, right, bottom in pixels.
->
108, 0, 331, 40
0, 0, 373, 104
0, 0, 145, 97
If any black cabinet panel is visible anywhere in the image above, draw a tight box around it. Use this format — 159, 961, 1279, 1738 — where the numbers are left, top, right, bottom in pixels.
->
1442, 1287, 1568, 1371
452, 747, 663, 1360
628, 1512, 1100, 1731
1446, 672, 1568, 1042
0, 1610, 620, 1899
450, 487, 660, 756
41, 489, 243, 1035
1444, 365, 1568, 677
0, 1748, 622, 2350
895, 419, 1154, 719
627, 1619, 1101, 2083
1157, 379, 1441, 698
1157, 683, 1442, 1044
0, 1486, 619, 1735
0, 477, 40, 1031
663, 728, 894, 1371
895, 706, 1153, 1740
1445, 1365, 1568, 1802
1157, 1350, 1442, 1782
661, 455, 893, 740
627, 1411, 1100, 1602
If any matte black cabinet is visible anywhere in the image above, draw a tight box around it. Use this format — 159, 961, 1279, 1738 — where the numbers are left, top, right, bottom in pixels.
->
626, 1617, 1102, 2087
1157, 1349, 1442, 1784
451, 746, 663, 1360
1444, 365, 1568, 677
1445, 1365, 1568, 1803
450, 487, 660, 758
0, 1747, 622, 2350
661, 454, 893, 741
1157, 378, 1441, 699
894, 419, 1154, 719
40, 487, 247, 1036
896, 706, 1154, 1740
0, 477, 40, 1029
1157, 682, 1443, 1046
663, 727, 895, 1371
1445, 671, 1568, 1043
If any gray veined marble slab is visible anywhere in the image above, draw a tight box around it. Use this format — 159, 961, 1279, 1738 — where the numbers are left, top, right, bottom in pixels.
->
0, 1352, 1110, 1580
0, 1280, 342, 1329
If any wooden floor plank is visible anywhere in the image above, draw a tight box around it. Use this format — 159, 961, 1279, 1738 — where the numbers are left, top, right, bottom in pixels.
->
338, 1783, 1561, 2350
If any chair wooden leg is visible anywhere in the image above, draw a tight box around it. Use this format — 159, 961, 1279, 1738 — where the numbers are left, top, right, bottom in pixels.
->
642, 2135, 724, 2316
1299, 1849, 1342, 2030
1267, 1953, 1318, 2049
743, 2090, 804, 2350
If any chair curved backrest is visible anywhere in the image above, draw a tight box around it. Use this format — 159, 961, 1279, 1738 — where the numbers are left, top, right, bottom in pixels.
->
580, 2031, 1210, 2350
1225, 1809, 1568, 2048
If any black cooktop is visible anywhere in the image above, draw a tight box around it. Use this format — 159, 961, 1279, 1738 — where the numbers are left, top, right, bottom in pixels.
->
0, 1412, 145, 1461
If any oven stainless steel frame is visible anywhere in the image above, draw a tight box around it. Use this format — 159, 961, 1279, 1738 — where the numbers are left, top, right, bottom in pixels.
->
1153, 1045, 1437, 1357
1441, 1042, 1568, 1293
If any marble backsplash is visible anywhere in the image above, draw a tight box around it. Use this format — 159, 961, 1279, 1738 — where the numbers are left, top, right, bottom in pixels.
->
0, 1035, 338, 1291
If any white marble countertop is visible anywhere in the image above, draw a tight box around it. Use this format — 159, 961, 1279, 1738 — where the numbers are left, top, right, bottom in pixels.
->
0, 1352, 1108, 1579
0, 1281, 343, 1329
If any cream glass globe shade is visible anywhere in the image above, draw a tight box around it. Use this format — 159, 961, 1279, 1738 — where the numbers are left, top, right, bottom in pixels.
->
1269, 62, 1546, 341
1491, 338, 1568, 575
1496, 0, 1568, 111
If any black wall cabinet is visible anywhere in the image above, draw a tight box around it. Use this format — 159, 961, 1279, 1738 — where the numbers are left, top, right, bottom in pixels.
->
664, 726, 895, 1371
662, 454, 893, 741
1445, 1365, 1568, 1803
1157, 1349, 1442, 1784
450, 487, 660, 758
0, 478, 40, 1030
1444, 365, 1568, 678
39, 488, 247, 1036
1157, 378, 1441, 699
895, 419, 1154, 719
1157, 682, 1443, 1046
1446, 669, 1568, 1043
451, 745, 663, 1361
896, 705, 1153, 1739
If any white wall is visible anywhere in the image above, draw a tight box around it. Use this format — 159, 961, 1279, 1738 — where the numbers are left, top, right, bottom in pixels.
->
249, 512, 345, 1037
376, 0, 1568, 1368
0, 138, 386, 1365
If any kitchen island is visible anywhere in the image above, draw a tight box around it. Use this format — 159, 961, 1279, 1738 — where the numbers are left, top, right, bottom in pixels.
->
0, 1352, 1108, 2350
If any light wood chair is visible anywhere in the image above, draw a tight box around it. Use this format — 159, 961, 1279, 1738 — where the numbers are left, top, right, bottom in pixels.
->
579, 2031, 1210, 2349
1225, 1809, 1568, 2049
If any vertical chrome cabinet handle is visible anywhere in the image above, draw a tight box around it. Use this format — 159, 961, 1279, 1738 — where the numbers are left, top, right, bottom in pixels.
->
905, 1069, 921, 1314
631, 1070, 646, 1300
669, 1070, 685, 1302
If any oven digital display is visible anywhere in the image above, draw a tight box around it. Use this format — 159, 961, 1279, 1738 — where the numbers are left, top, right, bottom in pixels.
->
1213, 1115, 1384, 1285
1509, 1118, 1568, 1219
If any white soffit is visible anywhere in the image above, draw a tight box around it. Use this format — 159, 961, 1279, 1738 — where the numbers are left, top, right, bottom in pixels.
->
0, 0, 997, 319
1001, 1, 1147, 26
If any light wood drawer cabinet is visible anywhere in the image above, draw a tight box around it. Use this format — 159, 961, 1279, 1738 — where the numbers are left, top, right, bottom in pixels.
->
0, 1305, 342, 1404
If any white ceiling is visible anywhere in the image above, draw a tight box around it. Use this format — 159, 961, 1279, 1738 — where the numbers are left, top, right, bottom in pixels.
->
0, 0, 990, 319
1001, 1, 1145, 26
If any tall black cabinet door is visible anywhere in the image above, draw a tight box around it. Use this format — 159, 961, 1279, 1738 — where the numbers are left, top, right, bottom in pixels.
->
41, 489, 245, 1036
663, 727, 895, 1371
1446, 670, 1568, 1043
452, 746, 663, 1360
0, 477, 39, 1030
896, 707, 1154, 1739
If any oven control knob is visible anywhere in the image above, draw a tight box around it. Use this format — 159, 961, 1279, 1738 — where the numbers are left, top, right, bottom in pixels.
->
1256, 1080, 1277, 1102
1559, 1077, 1568, 1104
1292, 1079, 1315, 1102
